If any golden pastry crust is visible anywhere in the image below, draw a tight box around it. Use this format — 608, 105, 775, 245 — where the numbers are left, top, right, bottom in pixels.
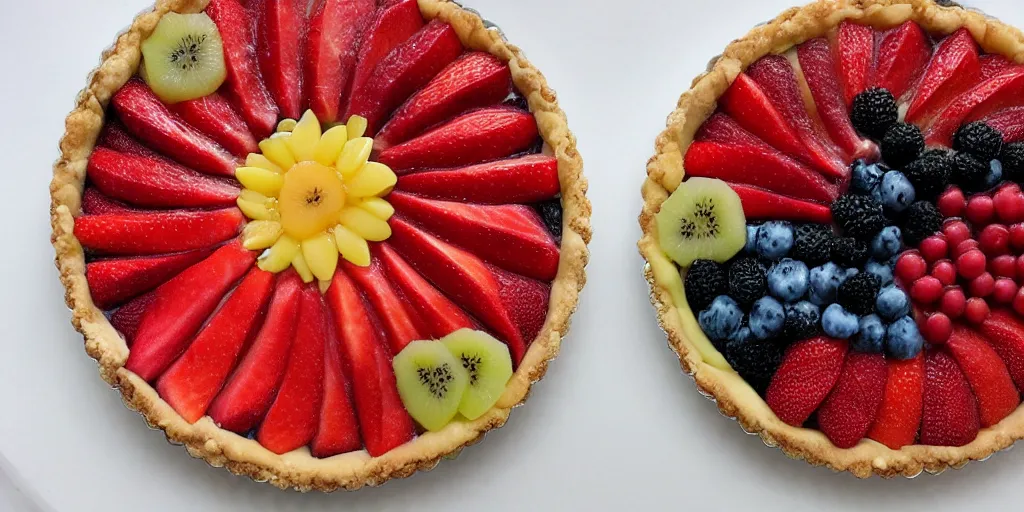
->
639, 0, 1024, 478
50, 0, 590, 491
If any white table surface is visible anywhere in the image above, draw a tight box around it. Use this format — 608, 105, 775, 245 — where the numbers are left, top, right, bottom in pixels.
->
4, 0, 1024, 510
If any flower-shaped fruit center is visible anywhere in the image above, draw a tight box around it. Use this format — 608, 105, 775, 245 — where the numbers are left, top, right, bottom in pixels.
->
236, 111, 397, 282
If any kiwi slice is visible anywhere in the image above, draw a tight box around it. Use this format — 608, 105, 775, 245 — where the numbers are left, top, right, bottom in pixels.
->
141, 12, 227, 103
655, 177, 746, 267
393, 340, 469, 432
441, 329, 514, 420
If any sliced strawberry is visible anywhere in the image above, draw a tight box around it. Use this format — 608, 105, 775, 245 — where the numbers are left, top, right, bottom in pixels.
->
926, 67, 1024, 146
981, 55, 1016, 80
87, 148, 239, 209
157, 268, 274, 423
257, 0, 307, 119
490, 265, 550, 346
342, 252, 425, 354
74, 208, 245, 255
378, 243, 476, 339
256, 287, 327, 453
347, 19, 462, 135
112, 80, 237, 177
834, 20, 875, 106
867, 353, 924, 450
817, 352, 887, 449
125, 241, 256, 381
686, 114, 838, 203
310, 315, 362, 458
905, 29, 980, 126
377, 107, 538, 172
921, 349, 980, 446
341, 0, 424, 116
874, 21, 932, 100
729, 183, 833, 223
325, 270, 414, 456
167, 92, 259, 157
81, 189, 135, 216
945, 326, 1019, 428
377, 52, 512, 149
765, 337, 847, 427
978, 310, 1024, 393
97, 120, 161, 160
797, 38, 877, 160
207, 0, 279, 138
394, 155, 559, 204
86, 249, 212, 309
389, 192, 559, 281
983, 107, 1024, 143
304, 0, 375, 123
110, 291, 156, 345
207, 271, 303, 433
388, 216, 527, 364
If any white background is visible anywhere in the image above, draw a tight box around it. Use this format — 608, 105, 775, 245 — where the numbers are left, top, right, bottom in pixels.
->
3, 0, 1024, 510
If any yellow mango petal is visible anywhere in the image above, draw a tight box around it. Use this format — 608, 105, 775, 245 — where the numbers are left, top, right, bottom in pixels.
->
333, 225, 371, 267
237, 197, 273, 221
347, 162, 398, 198
336, 137, 373, 179
276, 118, 297, 132
236, 166, 285, 196
259, 137, 296, 170
242, 220, 283, 250
340, 206, 392, 241
357, 197, 395, 220
291, 253, 315, 283
346, 115, 367, 139
302, 231, 339, 281
246, 153, 283, 173
287, 110, 322, 162
318, 279, 333, 294
258, 235, 300, 273
313, 126, 349, 166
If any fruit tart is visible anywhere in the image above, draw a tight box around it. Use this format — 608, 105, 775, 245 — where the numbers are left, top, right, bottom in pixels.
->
49, 0, 589, 491
639, 0, 1024, 477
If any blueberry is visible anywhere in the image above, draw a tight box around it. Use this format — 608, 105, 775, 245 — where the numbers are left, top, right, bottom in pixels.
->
875, 285, 910, 321
808, 262, 850, 305
852, 161, 885, 194
698, 295, 744, 341
879, 171, 916, 213
822, 303, 860, 339
853, 314, 886, 352
870, 226, 903, 260
985, 159, 1004, 190
745, 224, 760, 254
729, 326, 755, 344
864, 259, 894, 286
756, 221, 794, 260
749, 296, 786, 340
869, 182, 884, 203
767, 259, 810, 302
886, 316, 924, 359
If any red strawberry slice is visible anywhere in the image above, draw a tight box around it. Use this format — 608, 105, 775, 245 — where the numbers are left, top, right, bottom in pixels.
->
81, 189, 135, 216
905, 29, 980, 125
729, 183, 833, 223
388, 216, 527, 365
86, 249, 212, 309
389, 192, 559, 281
112, 79, 237, 177
945, 326, 1019, 428
797, 38, 877, 160
257, 287, 328, 454
686, 114, 838, 203
87, 148, 239, 209
74, 208, 245, 255
110, 291, 155, 345
983, 107, 1024, 143
310, 316, 362, 458
341, 0, 424, 116
97, 120, 161, 160
490, 265, 550, 346
926, 67, 1024, 146
157, 268, 274, 423
834, 21, 875, 106
874, 21, 932, 100
207, 0, 279, 138
207, 271, 303, 433
347, 19, 462, 135
765, 337, 848, 426
978, 309, 1024, 393
167, 92, 259, 157
125, 241, 256, 381
867, 353, 924, 450
342, 253, 425, 354
394, 155, 559, 204
817, 352, 887, 449
921, 349, 980, 446
325, 270, 414, 456
377, 52, 512, 149
304, 0, 375, 123
378, 243, 476, 339
981, 55, 1016, 80
377, 107, 539, 172
256, 0, 307, 120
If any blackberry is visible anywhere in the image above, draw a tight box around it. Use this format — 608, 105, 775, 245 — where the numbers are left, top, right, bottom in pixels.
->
900, 201, 944, 246
535, 199, 562, 238
952, 151, 989, 192
790, 223, 835, 267
725, 338, 784, 395
684, 259, 727, 311
1002, 143, 1024, 183
728, 257, 767, 307
837, 272, 881, 316
954, 121, 1004, 161
831, 237, 869, 268
881, 122, 925, 168
830, 194, 886, 241
903, 153, 952, 199
851, 88, 899, 139
782, 302, 821, 341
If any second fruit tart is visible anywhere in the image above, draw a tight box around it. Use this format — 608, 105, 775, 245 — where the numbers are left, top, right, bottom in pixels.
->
51, 0, 590, 491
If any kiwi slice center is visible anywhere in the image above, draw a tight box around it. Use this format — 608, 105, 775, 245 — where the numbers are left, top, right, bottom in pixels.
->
679, 196, 721, 239
169, 34, 209, 70
460, 354, 483, 385
418, 363, 459, 398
